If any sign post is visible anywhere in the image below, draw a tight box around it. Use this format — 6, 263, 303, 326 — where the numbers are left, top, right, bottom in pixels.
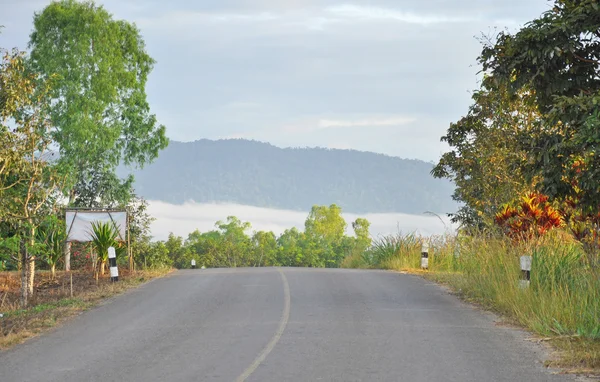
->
519, 256, 531, 288
108, 247, 119, 282
421, 242, 429, 269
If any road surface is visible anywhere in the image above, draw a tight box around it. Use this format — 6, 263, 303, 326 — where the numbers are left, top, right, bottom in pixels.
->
0, 268, 580, 381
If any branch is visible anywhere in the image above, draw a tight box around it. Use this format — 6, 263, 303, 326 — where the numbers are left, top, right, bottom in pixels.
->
572, 52, 600, 65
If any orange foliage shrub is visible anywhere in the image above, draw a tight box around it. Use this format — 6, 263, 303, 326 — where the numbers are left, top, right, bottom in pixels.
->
495, 193, 563, 240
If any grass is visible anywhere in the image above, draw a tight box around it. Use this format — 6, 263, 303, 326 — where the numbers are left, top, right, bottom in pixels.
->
344, 230, 600, 375
0, 268, 173, 350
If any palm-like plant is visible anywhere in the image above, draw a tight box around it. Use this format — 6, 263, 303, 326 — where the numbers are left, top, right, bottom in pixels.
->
36, 217, 66, 279
90, 221, 119, 278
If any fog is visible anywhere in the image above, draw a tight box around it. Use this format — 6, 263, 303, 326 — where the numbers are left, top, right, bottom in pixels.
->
147, 201, 457, 241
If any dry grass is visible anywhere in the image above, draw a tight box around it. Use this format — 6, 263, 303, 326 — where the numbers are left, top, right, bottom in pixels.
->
0, 268, 172, 350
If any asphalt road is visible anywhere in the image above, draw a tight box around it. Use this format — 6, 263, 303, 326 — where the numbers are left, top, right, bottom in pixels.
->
0, 268, 581, 382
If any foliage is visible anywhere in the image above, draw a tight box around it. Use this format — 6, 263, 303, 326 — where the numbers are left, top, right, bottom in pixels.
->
367, 232, 421, 269
432, 80, 540, 229
139, 241, 172, 269
479, 0, 600, 210
149, 205, 372, 270
36, 215, 66, 278
0, 47, 62, 307
127, 194, 155, 269
28, 0, 168, 206
495, 193, 563, 241
89, 221, 120, 277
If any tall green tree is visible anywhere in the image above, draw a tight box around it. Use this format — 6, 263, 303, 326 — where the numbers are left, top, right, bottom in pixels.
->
276, 228, 305, 267
304, 204, 347, 267
164, 233, 190, 269
432, 82, 540, 229
28, 0, 168, 206
127, 194, 154, 270
304, 204, 346, 244
251, 231, 277, 267
0, 48, 61, 306
215, 216, 252, 267
352, 218, 371, 250
480, 0, 600, 210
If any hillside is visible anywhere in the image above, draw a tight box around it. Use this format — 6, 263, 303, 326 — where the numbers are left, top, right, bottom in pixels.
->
123, 139, 458, 214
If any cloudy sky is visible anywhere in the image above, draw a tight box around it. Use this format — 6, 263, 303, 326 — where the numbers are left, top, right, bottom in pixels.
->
1, 0, 550, 162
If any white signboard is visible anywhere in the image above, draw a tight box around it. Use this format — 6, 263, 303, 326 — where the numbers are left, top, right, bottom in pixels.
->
66, 210, 127, 242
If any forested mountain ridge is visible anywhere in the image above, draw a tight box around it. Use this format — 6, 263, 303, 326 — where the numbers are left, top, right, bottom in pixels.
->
123, 139, 458, 214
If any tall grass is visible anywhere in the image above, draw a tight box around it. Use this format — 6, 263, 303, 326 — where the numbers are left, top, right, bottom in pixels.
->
344, 230, 600, 340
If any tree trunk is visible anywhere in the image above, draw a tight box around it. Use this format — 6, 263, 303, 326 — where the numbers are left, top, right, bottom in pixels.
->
64, 241, 71, 272
51, 264, 56, 280
100, 260, 106, 276
27, 226, 35, 297
20, 238, 28, 308
28, 256, 35, 297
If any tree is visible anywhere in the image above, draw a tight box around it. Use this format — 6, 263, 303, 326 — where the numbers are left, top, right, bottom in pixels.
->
164, 233, 189, 269
304, 204, 346, 244
480, 0, 600, 210
127, 194, 154, 270
432, 81, 540, 229
251, 231, 277, 267
352, 218, 371, 250
0, 48, 61, 307
28, 0, 168, 207
215, 216, 252, 267
276, 228, 305, 267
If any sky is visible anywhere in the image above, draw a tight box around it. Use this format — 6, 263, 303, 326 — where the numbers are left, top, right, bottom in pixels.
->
0, 0, 551, 162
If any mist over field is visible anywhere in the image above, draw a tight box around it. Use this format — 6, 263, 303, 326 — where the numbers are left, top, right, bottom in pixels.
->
147, 200, 456, 241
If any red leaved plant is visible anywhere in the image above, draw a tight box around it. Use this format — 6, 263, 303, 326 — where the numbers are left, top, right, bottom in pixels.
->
495, 193, 564, 240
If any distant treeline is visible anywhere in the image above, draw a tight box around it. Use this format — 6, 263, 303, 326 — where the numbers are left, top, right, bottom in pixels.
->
139, 204, 371, 269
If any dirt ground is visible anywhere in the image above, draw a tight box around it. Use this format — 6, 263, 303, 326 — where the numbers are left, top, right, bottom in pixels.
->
0, 268, 151, 343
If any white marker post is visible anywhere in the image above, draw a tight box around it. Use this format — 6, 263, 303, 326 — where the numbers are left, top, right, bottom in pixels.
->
421, 242, 429, 270
191, 259, 196, 269
108, 247, 119, 282
519, 255, 531, 288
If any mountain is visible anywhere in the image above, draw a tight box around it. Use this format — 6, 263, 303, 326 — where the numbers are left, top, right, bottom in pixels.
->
122, 139, 458, 214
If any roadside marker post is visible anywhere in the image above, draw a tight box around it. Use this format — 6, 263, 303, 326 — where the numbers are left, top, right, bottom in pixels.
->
421, 242, 429, 270
108, 247, 119, 282
519, 256, 531, 288
191, 259, 196, 269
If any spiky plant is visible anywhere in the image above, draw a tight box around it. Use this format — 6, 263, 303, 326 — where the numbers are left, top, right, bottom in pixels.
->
36, 216, 66, 279
89, 221, 119, 278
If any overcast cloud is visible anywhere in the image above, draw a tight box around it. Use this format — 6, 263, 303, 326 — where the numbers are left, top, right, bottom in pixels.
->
1, 0, 550, 161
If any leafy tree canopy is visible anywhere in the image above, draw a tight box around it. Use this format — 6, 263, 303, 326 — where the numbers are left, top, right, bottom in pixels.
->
28, 0, 168, 206
480, 0, 600, 210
